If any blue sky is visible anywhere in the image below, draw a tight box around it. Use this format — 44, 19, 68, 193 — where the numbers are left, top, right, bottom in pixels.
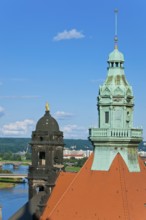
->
0, 0, 146, 139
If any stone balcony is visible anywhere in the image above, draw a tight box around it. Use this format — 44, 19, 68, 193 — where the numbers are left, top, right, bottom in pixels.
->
89, 128, 143, 139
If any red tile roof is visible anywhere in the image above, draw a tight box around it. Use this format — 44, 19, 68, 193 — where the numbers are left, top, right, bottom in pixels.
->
41, 153, 146, 220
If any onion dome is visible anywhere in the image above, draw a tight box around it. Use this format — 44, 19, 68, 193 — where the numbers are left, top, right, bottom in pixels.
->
36, 103, 59, 132
108, 48, 124, 62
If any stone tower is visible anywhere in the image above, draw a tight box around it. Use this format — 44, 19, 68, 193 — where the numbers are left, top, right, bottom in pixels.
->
28, 104, 64, 200
89, 23, 143, 172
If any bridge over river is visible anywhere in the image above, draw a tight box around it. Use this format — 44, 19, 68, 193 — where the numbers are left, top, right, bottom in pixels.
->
0, 174, 27, 178
0, 161, 31, 169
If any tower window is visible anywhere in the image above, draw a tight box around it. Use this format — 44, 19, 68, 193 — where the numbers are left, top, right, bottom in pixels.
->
115, 62, 119, 67
38, 151, 46, 165
36, 186, 45, 194
40, 137, 43, 141
111, 62, 114, 67
105, 112, 109, 123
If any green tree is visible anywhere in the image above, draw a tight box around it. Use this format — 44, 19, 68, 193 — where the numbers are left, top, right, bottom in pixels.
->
77, 157, 88, 167
2, 152, 13, 160
12, 154, 21, 161
25, 152, 31, 160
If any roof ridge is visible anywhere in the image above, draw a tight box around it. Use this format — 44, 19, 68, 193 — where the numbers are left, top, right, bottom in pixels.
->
118, 154, 130, 220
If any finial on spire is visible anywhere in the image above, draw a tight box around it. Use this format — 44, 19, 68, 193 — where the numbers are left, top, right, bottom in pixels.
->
45, 102, 50, 112
114, 9, 118, 49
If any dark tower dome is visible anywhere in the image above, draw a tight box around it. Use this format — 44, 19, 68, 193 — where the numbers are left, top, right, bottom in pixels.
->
36, 109, 59, 132
28, 102, 64, 205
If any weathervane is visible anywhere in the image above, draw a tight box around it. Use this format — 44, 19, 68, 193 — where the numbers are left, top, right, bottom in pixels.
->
114, 9, 118, 49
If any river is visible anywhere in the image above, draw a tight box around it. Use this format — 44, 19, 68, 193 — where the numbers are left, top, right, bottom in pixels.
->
0, 164, 28, 220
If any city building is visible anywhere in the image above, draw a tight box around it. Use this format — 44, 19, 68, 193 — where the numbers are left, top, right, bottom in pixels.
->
63, 149, 92, 159
40, 15, 146, 220
10, 11, 146, 220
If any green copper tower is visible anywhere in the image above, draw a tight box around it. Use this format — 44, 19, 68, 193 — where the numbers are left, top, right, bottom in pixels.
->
89, 10, 143, 172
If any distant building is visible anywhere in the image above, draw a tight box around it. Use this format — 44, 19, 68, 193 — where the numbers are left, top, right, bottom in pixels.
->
63, 149, 92, 159
138, 151, 146, 158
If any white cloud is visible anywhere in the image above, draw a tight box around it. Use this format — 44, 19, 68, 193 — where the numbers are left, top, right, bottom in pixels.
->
0, 106, 5, 117
53, 29, 85, 41
62, 124, 88, 139
1, 119, 34, 136
54, 111, 73, 120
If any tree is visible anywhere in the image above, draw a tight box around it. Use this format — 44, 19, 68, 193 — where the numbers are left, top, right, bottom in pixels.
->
25, 152, 31, 160
77, 157, 88, 167
2, 152, 13, 160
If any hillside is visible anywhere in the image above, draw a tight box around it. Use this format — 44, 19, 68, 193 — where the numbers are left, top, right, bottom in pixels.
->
0, 138, 93, 153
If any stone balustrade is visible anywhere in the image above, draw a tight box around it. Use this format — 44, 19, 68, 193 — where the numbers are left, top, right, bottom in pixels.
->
89, 128, 142, 139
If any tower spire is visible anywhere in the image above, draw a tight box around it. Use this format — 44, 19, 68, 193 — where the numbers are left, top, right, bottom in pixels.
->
114, 9, 118, 49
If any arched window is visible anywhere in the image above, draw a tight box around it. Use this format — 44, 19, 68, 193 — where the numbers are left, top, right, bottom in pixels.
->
40, 137, 43, 141
38, 151, 46, 165
36, 185, 45, 194
105, 112, 109, 123
115, 62, 119, 67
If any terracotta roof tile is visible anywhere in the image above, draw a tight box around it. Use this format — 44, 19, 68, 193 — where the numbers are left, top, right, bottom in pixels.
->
40, 172, 76, 219
41, 153, 146, 220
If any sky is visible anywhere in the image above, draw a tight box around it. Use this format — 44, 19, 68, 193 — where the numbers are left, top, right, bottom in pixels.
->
0, 0, 146, 140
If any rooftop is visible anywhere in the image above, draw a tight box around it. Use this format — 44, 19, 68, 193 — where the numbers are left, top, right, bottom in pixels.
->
41, 153, 146, 220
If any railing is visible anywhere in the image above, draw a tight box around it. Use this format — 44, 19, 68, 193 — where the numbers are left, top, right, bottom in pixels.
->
89, 128, 142, 139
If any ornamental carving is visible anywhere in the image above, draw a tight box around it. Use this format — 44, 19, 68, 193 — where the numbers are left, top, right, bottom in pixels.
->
114, 87, 124, 96
102, 87, 111, 96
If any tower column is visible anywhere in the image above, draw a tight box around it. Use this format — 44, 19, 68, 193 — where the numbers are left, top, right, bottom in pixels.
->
28, 105, 64, 207
89, 11, 143, 171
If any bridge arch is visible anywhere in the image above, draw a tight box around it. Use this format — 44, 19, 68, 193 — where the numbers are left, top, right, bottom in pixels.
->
0, 162, 22, 169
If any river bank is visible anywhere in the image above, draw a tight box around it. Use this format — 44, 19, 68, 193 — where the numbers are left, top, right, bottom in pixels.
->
0, 165, 29, 220
0, 182, 15, 189
0, 177, 25, 188
0, 163, 27, 189
0, 182, 28, 220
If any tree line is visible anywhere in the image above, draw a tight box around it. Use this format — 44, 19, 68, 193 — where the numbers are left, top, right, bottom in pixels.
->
0, 138, 93, 153
0, 152, 31, 161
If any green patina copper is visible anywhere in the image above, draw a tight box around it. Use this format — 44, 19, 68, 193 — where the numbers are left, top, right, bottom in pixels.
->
89, 45, 143, 172
108, 48, 124, 62
99, 46, 134, 130
92, 147, 140, 172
